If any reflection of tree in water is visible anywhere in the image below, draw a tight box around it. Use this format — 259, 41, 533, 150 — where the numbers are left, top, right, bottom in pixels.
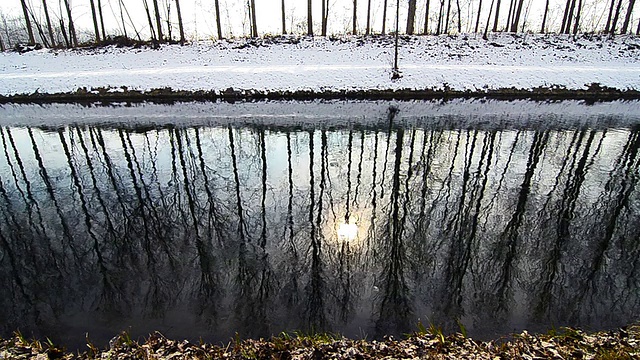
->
375, 107, 412, 335
0, 117, 638, 344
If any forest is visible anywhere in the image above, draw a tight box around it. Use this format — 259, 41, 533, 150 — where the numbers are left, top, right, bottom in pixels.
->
0, 0, 638, 51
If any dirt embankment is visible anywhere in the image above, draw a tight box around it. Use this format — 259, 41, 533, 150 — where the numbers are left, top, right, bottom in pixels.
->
1, 83, 639, 105
2, 325, 639, 359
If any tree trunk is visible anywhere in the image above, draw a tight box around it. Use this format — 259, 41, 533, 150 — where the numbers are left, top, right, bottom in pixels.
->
89, 0, 101, 43
20, 0, 35, 44
605, 0, 616, 32
152, 0, 163, 41
510, 0, 524, 32
308, 0, 313, 35
175, 0, 185, 43
540, 0, 550, 33
483, 0, 495, 42
63, 0, 78, 46
250, 0, 258, 37
637, 14, 640, 34
564, 0, 577, 34
423, 0, 430, 34
118, 0, 128, 38
322, 0, 329, 35
621, 0, 637, 34
0, 34, 4, 51
97, 0, 106, 40
42, 0, 56, 47
572, 0, 583, 34
281, 0, 286, 34
456, 0, 461, 32
394, 0, 400, 72
353, 0, 357, 34
366, 0, 372, 34
610, 0, 624, 34
445, 0, 452, 34
506, 0, 514, 32
475, 0, 483, 33
28, 7, 49, 46
165, 1, 172, 40
436, 0, 444, 34
406, 0, 417, 34
215, 0, 223, 38
560, 0, 571, 33
59, 18, 70, 47
143, 0, 158, 43
382, 0, 388, 34
492, 0, 501, 32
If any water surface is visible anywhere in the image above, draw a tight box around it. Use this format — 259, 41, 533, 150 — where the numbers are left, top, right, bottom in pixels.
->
0, 100, 639, 348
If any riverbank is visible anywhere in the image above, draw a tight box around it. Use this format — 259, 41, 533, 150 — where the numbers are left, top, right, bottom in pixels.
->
1, 34, 639, 102
1, 82, 640, 104
2, 325, 639, 359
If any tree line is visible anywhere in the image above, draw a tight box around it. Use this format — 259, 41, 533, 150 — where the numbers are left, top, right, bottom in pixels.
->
0, 0, 638, 50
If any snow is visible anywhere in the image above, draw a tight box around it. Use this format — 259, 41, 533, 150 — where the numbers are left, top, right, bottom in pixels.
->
1, 33, 640, 96
2, 99, 639, 129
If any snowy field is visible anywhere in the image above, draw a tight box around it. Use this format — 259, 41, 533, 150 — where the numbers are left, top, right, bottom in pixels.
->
0, 33, 639, 96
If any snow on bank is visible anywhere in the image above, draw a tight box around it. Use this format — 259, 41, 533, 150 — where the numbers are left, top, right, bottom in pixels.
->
1, 34, 640, 96
2, 99, 640, 129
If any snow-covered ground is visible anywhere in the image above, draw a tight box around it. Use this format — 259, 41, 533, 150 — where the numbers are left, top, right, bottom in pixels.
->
1, 34, 640, 96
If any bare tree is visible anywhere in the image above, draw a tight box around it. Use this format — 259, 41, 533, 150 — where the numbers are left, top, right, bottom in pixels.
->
322, 0, 329, 35
563, 0, 577, 34
308, 0, 313, 35
89, 0, 102, 43
281, 0, 286, 34
423, 0, 430, 34
407, 0, 417, 34
573, 0, 583, 34
143, 0, 158, 43
483, 0, 496, 38
610, 0, 624, 34
250, 0, 258, 37
393, 0, 400, 78
436, 0, 444, 34
456, 0, 461, 32
621, 0, 637, 34
59, 18, 69, 47
366, 0, 372, 34
540, 0, 550, 33
97, 0, 106, 39
118, 0, 128, 38
506, 0, 514, 31
27, 6, 49, 46
153, 0, 164, 41
382, 0, 388, 33
0, 33, 4, 51
493, 0, 502, 31
605, 0, 616, 32
445, 0, 452, 33
214, 0, 223, 38
560, 0, 571, 33
42, 0, 56, 47
353, 0, 358, 34
63, 0, 78, 46
510, 0, 524, 32
19, 0, 35, 44
475, 0, 484, 32
176, 0, 185, 43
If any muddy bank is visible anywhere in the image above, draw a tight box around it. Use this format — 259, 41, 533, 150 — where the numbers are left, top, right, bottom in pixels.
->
2, 325, 639, 359
1, 83, 639, 105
